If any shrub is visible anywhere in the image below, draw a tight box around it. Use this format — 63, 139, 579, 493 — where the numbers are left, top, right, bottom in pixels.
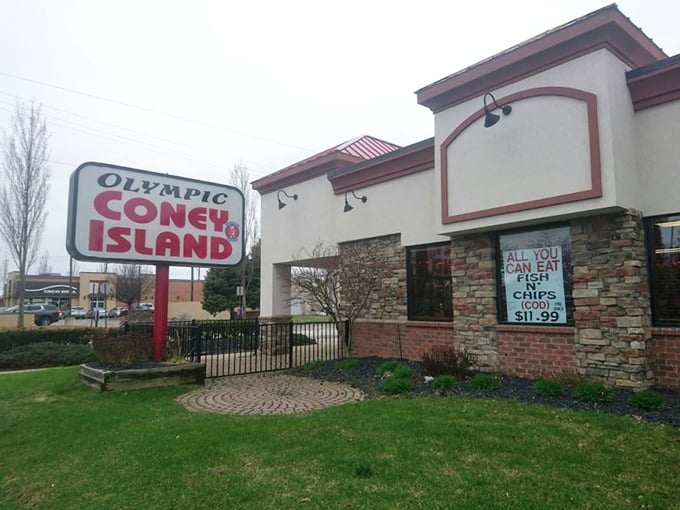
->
392, 365, 413, 379
627, 390, 666, 411
92, 333, 153, 368
381, 376, 412, 395
0, 327, 117, 353
376, 360, 400, 376
432, 374, 456, 391
533, 379, 566, 398
0, 342, 95, 370
574, 381, 613, 403
335, 358, 361, 370
468, 374, 500, 392
552, 370, 584, 388
421, 345, 474, 379
302, 360, 322, 371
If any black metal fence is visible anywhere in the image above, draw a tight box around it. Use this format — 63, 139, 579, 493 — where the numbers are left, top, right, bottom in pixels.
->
130, 319, 348, 378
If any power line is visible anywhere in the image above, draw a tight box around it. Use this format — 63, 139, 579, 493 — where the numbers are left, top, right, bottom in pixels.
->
0, 71, 314, 153
0, 97, 273, 177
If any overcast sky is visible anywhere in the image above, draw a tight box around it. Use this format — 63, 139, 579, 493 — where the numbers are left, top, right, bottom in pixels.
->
0, 0, 678, 282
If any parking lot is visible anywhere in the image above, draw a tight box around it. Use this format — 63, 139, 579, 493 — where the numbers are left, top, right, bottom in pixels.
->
58, 318, 124, 328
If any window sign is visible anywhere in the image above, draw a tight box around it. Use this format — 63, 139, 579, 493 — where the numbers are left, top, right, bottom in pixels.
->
503, 246, 566, 323
497, 225, 572, 325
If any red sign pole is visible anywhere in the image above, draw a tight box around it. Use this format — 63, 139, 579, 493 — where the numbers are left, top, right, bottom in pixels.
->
153, 264, 170, 361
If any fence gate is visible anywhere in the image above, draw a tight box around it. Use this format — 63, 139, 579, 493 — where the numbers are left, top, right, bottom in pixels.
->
164, 319, 348, 378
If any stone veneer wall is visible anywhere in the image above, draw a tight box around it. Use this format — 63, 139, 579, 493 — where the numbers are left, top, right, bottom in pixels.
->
570, 210, 654, 388
339, 234, 406, 321
342, 234, 457, 360
450, 233, 498, 369
341, 211, 676, 391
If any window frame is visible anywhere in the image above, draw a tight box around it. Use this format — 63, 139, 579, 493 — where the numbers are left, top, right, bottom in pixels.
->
406, 242, 453, 322
496, 223, 574, 326
645, 213, 680, 327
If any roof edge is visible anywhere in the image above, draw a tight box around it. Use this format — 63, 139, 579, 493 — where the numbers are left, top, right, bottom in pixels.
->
416, 5, 666, 113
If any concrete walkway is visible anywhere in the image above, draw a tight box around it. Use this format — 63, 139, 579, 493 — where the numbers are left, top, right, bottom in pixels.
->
176, 372, 366, 415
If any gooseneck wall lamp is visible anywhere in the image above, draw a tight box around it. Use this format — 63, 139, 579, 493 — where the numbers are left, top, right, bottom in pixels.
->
343, 190, 367, 213
277, 189, 298, 210
483, 92, 512, 128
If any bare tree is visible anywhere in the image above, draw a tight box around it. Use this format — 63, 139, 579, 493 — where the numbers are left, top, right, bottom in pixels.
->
37, 251, 52, 274
108, 264, 154, 310
291, 242, 378, 353
229, 162, 260, 315
0, 101, 50, 327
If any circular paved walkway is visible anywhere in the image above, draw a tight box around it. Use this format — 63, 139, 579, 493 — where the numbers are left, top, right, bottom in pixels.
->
176, 372, 366, 415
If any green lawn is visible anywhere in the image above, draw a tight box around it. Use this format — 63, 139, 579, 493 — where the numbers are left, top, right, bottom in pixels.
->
1, 368, 679, 509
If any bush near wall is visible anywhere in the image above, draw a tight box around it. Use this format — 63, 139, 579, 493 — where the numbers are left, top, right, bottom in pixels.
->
0, 328, 119, 353
0, 342, 96, 370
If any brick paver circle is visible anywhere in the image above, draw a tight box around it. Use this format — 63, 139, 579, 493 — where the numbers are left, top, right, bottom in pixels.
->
176, 373, 366, 415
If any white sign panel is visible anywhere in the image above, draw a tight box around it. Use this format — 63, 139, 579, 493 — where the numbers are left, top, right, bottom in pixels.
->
67, 162, 244, 267
503, 246, 566, 323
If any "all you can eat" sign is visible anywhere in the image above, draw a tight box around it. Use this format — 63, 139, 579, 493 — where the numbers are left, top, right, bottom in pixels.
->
66, 162, 244, 267
502, 246, 566, 324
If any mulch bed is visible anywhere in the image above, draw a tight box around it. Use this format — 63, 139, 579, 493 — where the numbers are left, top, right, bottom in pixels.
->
291, 356, 680, 427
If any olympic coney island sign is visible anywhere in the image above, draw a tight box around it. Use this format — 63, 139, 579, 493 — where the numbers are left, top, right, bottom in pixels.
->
66, 162, 244, 267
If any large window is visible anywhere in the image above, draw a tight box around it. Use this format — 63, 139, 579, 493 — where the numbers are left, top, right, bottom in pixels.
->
647, 214, 680, 326
497, 225, 573, 325
407, 243, 452, 321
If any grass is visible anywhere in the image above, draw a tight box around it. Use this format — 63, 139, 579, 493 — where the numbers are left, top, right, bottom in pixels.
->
1, 368, 680, 509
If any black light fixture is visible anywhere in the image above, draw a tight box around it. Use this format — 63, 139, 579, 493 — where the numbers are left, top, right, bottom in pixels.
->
277, 189, 298, 210
343, 190, 367, 213
483, 92, 512, 128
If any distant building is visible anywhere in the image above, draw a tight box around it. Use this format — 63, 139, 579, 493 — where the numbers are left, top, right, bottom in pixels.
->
3, 271, 204, 312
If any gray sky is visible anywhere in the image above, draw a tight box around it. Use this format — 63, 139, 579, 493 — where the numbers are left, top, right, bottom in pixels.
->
0, 0, 678, 280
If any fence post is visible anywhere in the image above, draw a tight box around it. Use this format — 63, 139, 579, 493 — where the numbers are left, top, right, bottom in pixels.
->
288, 321, 294, 368
343, 319, 350, 357
190, 319, 201, 363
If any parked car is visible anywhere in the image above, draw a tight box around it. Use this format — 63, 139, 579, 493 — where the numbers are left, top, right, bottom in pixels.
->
1, 303, 62, 326
108, 307, 128, 318
69, 306, 87, 319
87, 307, 107, 319
134, 303, 154, 313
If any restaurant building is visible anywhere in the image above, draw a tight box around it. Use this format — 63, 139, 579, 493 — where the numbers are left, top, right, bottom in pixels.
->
252, 6, 680, 390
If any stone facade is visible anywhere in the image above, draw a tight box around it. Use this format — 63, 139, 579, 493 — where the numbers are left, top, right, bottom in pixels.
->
450, 233, 498, 369
346, 210, 680, 391
570, 210, 654, 388
339, 234, 407, 321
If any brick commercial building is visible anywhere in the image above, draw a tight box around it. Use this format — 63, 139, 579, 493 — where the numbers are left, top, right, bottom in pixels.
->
3, 271, 204, 315
253, 6, 680, 391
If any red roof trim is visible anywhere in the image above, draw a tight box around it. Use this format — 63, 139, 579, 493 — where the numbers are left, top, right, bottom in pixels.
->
328, 138, 434, 194
440, 87, 602, 224
417, 5, 666, 113
627, 57, 680, 111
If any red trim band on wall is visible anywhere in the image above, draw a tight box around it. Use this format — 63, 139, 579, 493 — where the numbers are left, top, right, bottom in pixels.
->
440, 87, 602, 225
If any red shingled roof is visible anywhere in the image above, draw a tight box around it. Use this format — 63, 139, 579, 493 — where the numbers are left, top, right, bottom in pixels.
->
251, 135, 400, 194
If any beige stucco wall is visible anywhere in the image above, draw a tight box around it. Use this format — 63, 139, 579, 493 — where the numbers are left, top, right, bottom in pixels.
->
0, 314, 38, 329
167, 302, 232, 320
434, 49, 642, 235
635, 100, 680, 216
259, 167, 445, 316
